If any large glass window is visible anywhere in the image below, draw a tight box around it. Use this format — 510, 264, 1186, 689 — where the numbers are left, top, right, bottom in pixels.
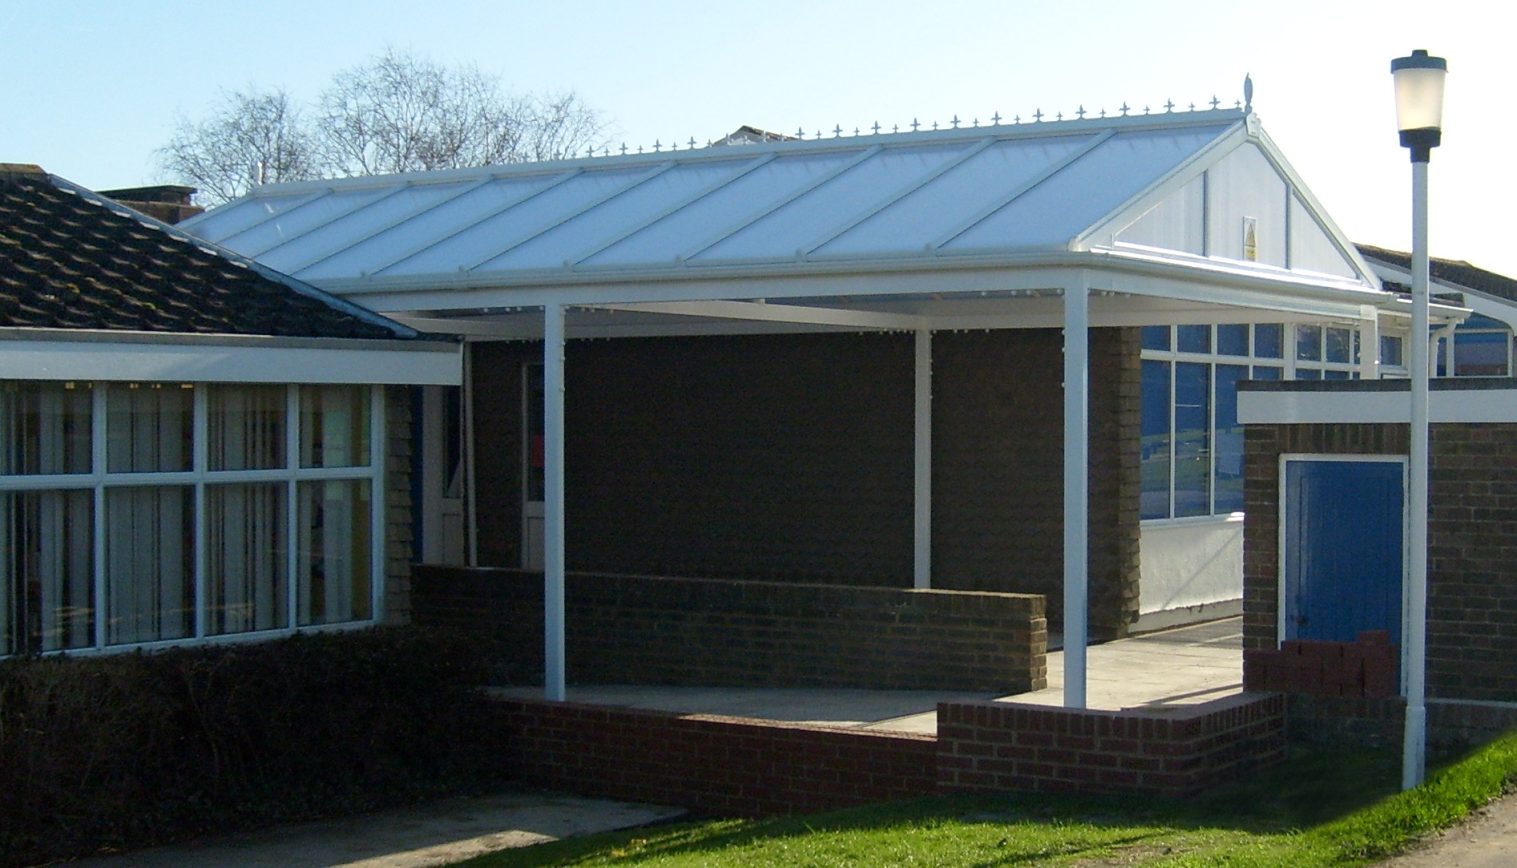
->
1140, 361, 1171, 520
1174, 362, 1211, 517
2, 381, 381, 658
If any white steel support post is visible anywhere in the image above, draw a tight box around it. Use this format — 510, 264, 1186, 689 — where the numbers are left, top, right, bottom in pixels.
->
914, 329, 933, 589
1063, 281, 1090, 709
1359, 306, 1381, 380
543, 303, 567, 701
1403, 160, 1430, 789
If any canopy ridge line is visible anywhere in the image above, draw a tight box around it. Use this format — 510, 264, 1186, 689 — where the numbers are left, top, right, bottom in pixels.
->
465, 161, 679, 273
366, 169, 587, 277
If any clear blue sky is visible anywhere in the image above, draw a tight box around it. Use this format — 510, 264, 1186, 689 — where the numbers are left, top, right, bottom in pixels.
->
5, 0, 1512, 275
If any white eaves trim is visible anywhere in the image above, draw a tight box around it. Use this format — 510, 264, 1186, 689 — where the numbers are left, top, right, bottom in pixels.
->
1239, 387, 1517, 425
1, 330, 461, 385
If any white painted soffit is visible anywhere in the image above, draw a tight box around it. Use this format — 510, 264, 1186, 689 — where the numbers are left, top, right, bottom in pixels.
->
0, 329, 462, 385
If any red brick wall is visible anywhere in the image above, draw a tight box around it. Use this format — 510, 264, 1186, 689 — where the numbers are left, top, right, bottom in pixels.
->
494, 693, 1287, 815
494, 698, 939, 816
1243, 633, 1398, 698
413, 566, 1046, 692
937, 694, 1285, 798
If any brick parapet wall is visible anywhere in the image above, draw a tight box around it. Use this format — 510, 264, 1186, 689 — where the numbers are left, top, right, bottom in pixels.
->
937, 694, 1286, 798
494, 698, 939, 816
1243, 420, 1517, 716
494, 693, 1287, 815
469, 327, 1141, 642
413, 565, 1046, 692
1243, 632, 1398, 699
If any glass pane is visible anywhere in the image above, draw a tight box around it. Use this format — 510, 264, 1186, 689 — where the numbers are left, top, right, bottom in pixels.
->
1174, 362, 1211, 517
1214, 365, 1247, 514
1325, 327, 1352, 364
298, 479, 372, 625
108, 383, 193, 473
1140, 326, 1171, 351
1253, 324, 1284, 359
1324, 370, 1351, 380
1381, 335, 1405, 367
210, 385, 287, 470
1454, 332, 1510, 376
1140, 360, 1171, 520
1252, 365, 1283, 380
106, 486, 194, 645
1297, 368, 1323, 380
2, 490, 94, 653
300, 385, 371, 468
1216, 324, 1249, 356
208, 484, 288, 635
1295, 324, 1323, 362
1, 381, 92, 475
1177, 325, 1211, 354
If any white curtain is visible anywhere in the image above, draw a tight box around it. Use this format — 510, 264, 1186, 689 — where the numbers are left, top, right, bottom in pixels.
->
106, 486, 192, 644
210, 385, 285, 470
297, 479, 371, 625
300, 385, 368, 468
207, 483, 286, 634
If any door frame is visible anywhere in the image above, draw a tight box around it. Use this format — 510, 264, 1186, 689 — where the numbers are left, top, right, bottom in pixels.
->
1276, 453, 1408, 686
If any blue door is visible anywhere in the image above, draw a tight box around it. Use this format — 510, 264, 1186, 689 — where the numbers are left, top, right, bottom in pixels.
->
1283, 459, 1404, 645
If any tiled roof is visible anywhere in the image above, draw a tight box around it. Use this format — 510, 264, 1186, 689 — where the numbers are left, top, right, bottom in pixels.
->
1356, 243, 1517, 304
0, 164, 418, 340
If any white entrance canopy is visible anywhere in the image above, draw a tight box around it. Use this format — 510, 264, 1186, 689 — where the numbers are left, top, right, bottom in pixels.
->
187, 106, 1408, 707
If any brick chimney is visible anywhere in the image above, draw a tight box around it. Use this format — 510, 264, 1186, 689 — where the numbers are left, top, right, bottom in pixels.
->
98, 184, 203, 225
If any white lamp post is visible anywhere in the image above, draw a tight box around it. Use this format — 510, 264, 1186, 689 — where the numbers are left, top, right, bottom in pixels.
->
1391, 48, 1446, 791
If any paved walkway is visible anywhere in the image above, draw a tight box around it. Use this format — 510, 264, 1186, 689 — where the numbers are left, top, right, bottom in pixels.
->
72, 790, 684, 868
1380, 792, 1517, 867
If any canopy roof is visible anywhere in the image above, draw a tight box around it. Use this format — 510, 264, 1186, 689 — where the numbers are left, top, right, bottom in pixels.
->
186, 107, 1391, 331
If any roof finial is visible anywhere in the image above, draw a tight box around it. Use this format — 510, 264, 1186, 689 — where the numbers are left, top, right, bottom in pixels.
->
1243, 73, 1254, 112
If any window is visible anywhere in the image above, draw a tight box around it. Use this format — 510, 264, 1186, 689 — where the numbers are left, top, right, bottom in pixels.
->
1447, 316, 1514, 377
2, 381, 383, 657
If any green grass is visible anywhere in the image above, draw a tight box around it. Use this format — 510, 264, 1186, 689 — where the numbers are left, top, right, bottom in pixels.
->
466, 730, 1517, 867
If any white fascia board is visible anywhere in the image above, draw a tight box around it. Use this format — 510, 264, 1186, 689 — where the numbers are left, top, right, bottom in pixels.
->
1239, 388, 1517, 425
591, 300, 926, 330
1, 334, 461, 385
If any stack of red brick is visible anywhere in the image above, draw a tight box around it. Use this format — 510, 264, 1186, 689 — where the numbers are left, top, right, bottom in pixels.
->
1243, 631, 1397, 698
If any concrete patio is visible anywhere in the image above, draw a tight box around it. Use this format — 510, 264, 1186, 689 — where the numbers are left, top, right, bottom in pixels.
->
494, 616, 1244, 735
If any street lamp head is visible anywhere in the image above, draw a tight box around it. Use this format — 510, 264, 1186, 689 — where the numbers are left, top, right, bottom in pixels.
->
1391, 50, 1447, 162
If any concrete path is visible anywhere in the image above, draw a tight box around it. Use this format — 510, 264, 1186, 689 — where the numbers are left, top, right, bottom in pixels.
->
1381, 792, 1517, 867
72, 790, 684, 868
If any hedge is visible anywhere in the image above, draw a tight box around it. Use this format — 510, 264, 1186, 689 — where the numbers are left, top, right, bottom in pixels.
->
0, 627, 510, 866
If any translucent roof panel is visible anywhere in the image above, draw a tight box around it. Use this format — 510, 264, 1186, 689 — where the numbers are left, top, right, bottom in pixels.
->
942, 126, 1226, 252
692, 144, 971, 263
186, 110, 1338, 292
255, 180, 485, 274
579, 149, 869, 267
811, 134, 1099, 259
378, 164, 661, 277
299, 173, 568, 281
475, 160, 756, 272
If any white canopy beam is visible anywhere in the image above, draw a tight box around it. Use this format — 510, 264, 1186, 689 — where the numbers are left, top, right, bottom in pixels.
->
592, 300, 925, 330
1063, 277, 1090, 709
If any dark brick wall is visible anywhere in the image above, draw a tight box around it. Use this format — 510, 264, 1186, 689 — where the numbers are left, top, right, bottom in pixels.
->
1243, 421, 1517, 703
494, 698, 939, 817
413, 565, 1046, 692
383, 385, 413, 625
938, 694, 1285, 798
468, 328, 1141, 640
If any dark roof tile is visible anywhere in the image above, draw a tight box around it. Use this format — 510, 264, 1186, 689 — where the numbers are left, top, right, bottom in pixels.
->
1357, 243, 1517, 304
1, 165, 422, 340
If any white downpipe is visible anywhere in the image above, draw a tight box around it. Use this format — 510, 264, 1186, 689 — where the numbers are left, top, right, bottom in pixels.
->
1403, 159, 1429, 790
1359, 306, 1381, 380
543, 304, 567, 702
914, 329, 933, 590
1437, 323, 1456, 377
1063, 281, 1090, 709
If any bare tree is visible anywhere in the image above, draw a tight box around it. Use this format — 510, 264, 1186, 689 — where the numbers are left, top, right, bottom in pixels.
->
159, 49, 609, 204
157, 88, 319, 205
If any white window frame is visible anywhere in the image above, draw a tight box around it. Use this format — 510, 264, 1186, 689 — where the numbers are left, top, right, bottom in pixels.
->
1, 381, 386, 659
